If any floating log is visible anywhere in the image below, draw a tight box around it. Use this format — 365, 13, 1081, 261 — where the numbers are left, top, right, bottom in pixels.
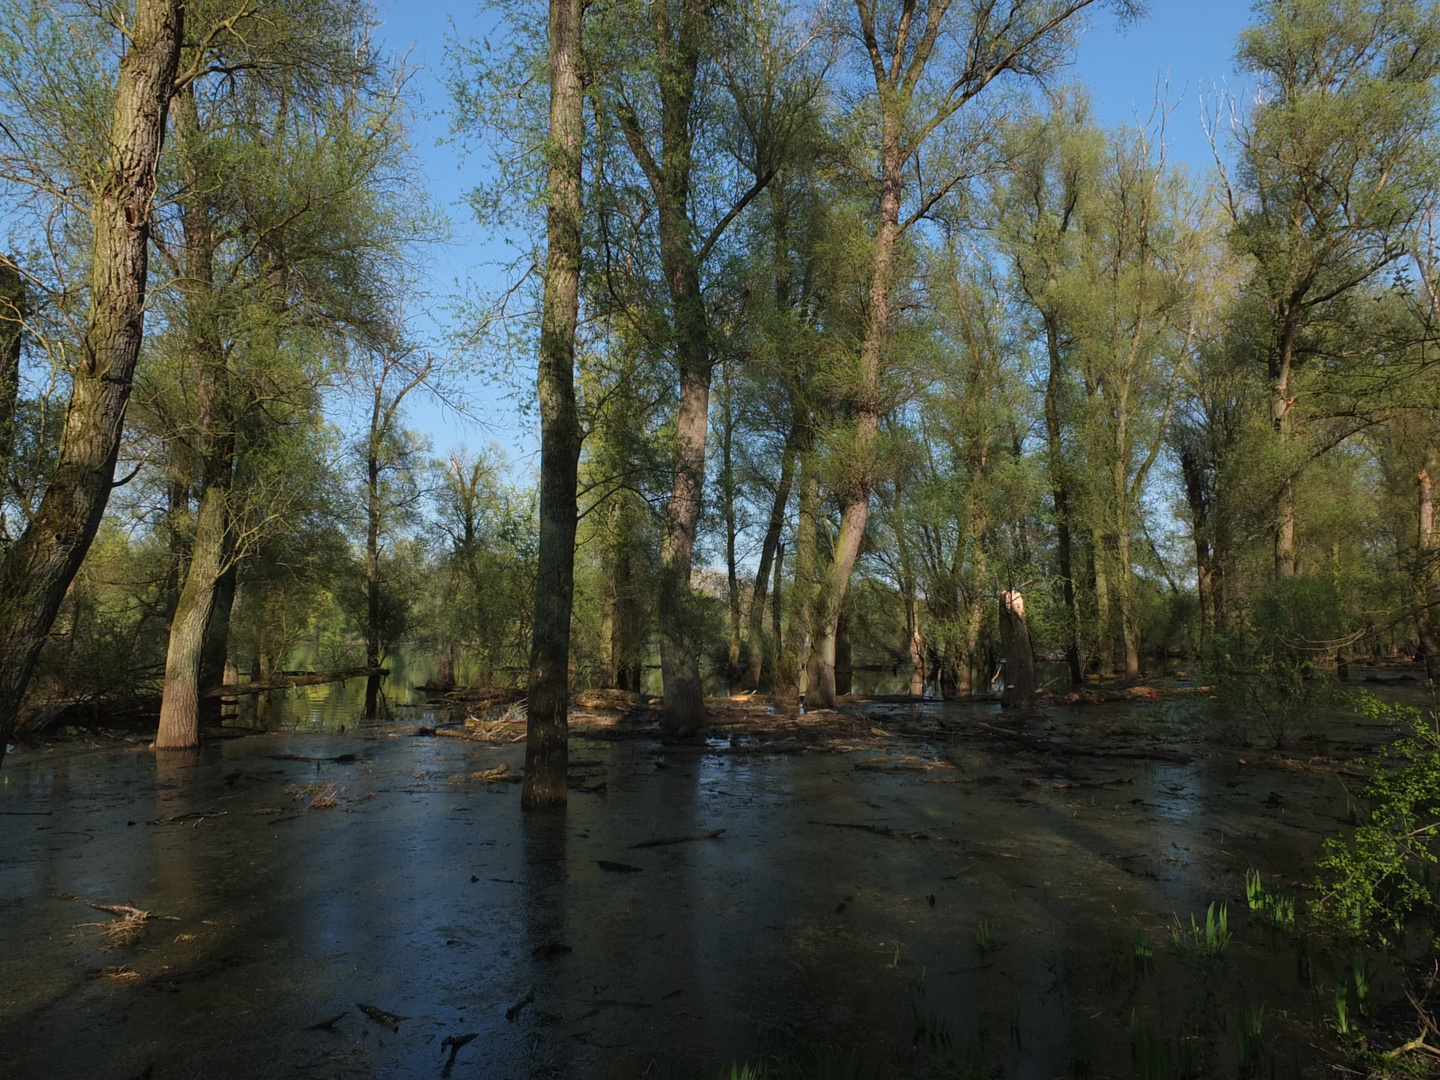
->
205, 667, 386, 698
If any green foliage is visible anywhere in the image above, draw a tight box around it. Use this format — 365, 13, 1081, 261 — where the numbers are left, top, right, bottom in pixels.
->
1207, 576, 1349, 747
1170, 902, 1231, 958
1246, 869, 1297, 930
1316, 693, 1440, 944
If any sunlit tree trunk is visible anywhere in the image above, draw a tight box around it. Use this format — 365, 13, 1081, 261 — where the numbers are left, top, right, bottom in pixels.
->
999, 590, 1036, 707
523, 0, 585, 807
776, 469, 818, 701
0, 0, 185, 764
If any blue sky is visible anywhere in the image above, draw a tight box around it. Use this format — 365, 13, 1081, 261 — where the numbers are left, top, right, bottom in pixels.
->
372, 0, 1260, 469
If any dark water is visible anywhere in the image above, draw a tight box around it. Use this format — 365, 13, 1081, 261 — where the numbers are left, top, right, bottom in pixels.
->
0, 695, 1399, 1079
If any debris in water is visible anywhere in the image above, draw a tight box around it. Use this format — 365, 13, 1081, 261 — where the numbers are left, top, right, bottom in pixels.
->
468, 763, 509, 782
532, 942, 573, 960
356, 1002, 406, 1031
629, 828, 725, 849
441, 1031, 478, 1070
505, 986, 535, 1021
306, 1011, 348, 1031
596, 860, 643, 873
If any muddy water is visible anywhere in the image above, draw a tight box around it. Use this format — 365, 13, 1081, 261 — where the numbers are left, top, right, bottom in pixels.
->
0, 698, 1395, 1080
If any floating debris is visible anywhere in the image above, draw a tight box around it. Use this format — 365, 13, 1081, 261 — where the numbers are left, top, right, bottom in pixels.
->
356, 1002, 406, 1032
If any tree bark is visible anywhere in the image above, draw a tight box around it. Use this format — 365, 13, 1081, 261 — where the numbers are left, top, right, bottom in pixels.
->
719, 368, 741, 685
1272, 313, 1298, 577
1419, 452, 1440, 681
0, 260, 24, 469
0, 0, 183, 766
741, 425, 798, 691
834, 607, 852, 695
810, 105, 898, 695
156, 85, 235, 750
155, 484, 228, 747
524, 0, 585, 808
200, 564, 236, 692
1177, 444, 1211, 638
776, 469, 817, 701
1042, 312, 1083, 685
770, 539, 784, 679
999, 590, 1036, 708
364, 449, 382, 717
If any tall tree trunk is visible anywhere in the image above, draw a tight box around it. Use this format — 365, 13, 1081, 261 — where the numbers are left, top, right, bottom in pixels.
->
0, 0, 183, 766
523, 0, 585, 808
1042, 295, 1081, 688
200, 564, 236, 693
770, 539, 784, 681
1177, 446, 1213, 639
812, 109, 900, 690
1419, 450, 1440, 681
741, 426, 798, 691
834, 607, 852, 696
363, 450, 383, 717
999, 590, 1036, 708
657, 359, 710, 731
906, 587, 925, 695
157, 84, 233, 751
0, 260, 24, 471
1091, 539, 1112, 677
155, 485, 228, 748
719, 368, 741, 685
776, 470, 817, 701
1272, 314, 1298, 577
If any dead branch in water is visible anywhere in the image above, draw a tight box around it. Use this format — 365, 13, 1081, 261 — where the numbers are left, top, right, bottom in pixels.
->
629, 828, 725, 849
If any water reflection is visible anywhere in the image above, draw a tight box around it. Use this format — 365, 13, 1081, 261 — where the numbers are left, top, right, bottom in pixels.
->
0, 698, 1388, 1079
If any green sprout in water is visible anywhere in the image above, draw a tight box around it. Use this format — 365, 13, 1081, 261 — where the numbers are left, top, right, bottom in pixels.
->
1245, 868, 1296, 931
976, 918, 997, 956
1334, 980, 1352, 1036
1349, 955, 1373, 1016
1237, 1004, 1264, 1072
1133, 920, 1154, 974
1129, 1011, 1167, 1080
1171, 902, 1231, 958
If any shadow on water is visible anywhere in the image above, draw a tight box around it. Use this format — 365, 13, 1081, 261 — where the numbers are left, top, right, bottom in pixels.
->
0, 689, 1398, 1079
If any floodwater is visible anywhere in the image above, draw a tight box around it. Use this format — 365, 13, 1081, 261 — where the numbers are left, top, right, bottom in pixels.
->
0, 691, 1406, 1080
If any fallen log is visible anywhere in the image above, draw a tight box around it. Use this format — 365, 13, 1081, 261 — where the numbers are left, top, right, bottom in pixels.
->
205, 668, 387, 698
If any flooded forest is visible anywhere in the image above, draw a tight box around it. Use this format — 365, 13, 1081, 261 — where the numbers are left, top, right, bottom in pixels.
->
6, 0, 1440, 1077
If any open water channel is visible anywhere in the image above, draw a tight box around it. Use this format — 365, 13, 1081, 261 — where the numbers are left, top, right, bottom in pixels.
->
0, 681, 1414, 1079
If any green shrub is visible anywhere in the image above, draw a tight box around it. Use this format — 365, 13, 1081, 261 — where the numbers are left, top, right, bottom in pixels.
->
1316, 693, 1440, 945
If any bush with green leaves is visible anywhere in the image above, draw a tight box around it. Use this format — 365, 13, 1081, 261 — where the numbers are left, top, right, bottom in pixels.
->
1206, 576, 1349, 747
1316, 693, 1440, 945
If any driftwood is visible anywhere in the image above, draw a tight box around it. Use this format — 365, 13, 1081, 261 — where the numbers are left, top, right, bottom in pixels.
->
356, 1002, 406, 1032
205, 668, 386, 698
966, 719, 1192, 764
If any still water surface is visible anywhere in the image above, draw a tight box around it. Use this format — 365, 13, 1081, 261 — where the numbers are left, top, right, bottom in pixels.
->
0, 692, 1393, 1079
